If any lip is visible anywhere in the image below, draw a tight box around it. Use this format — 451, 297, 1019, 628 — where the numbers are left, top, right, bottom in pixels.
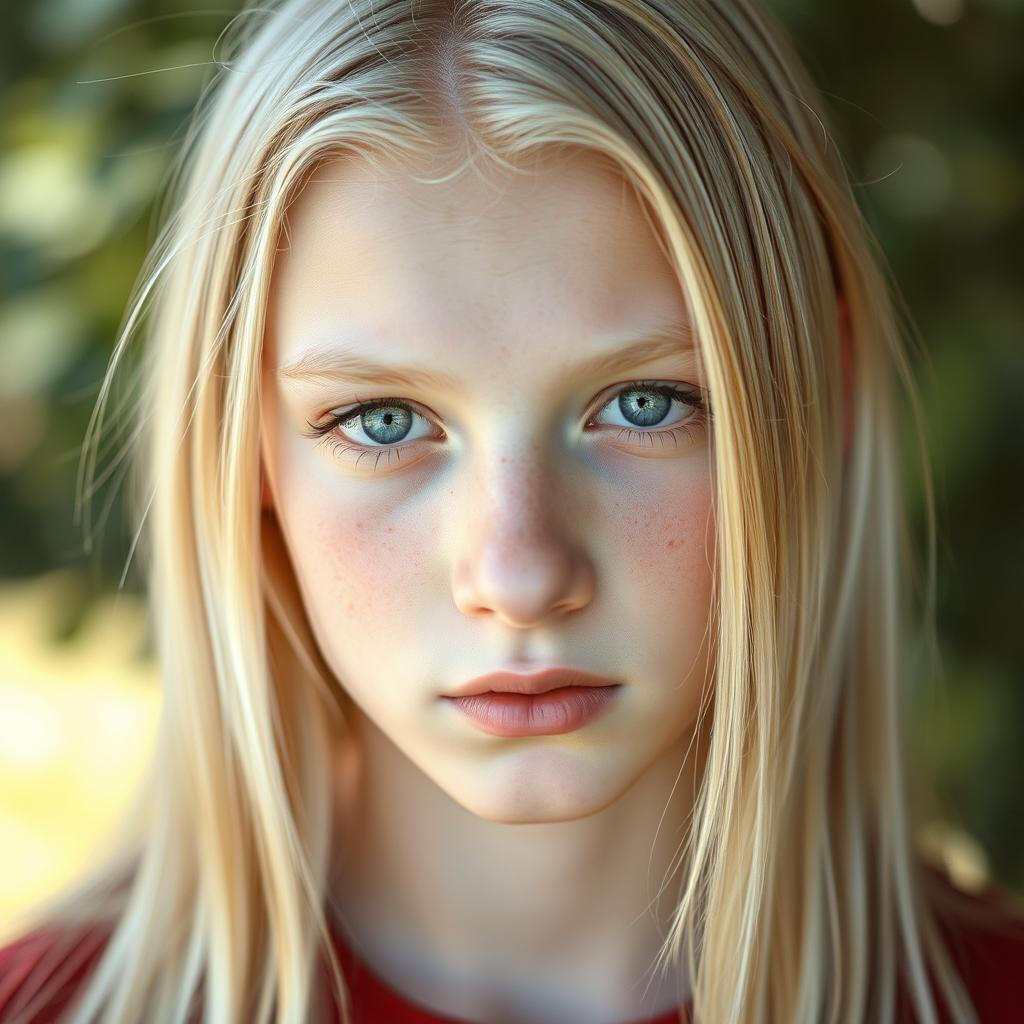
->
444, 667, 621, 698
442, 668, 623, 738
444, 686, 622, 737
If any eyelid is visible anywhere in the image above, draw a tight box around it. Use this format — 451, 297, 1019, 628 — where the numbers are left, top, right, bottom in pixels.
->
589, 379, 706, 415
301, 378, 712, 467
329, 393, 444, 438
319, 379, 708, 427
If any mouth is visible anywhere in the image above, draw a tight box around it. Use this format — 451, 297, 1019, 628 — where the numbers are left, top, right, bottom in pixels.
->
443, 666, 622, 698
443, 683, 623, 738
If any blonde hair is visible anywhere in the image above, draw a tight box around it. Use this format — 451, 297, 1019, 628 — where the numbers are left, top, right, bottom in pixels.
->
11, 0, 986, 1020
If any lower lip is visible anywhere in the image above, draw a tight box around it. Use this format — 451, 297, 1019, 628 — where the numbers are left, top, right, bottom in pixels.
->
444, 685, 622, 737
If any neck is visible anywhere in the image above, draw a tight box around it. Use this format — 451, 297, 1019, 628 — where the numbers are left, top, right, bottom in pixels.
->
327, 708, 705, 1024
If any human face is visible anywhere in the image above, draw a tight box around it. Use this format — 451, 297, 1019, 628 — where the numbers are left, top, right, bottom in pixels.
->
260, 147, 717, 823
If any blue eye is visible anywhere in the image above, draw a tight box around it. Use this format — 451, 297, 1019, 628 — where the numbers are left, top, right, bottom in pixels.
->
340, 401, 419, 446
594, 381, 707, 439
301, 380, 711, 472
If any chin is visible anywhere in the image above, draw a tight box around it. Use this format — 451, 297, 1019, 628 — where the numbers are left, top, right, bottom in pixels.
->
437, 752, 635, 824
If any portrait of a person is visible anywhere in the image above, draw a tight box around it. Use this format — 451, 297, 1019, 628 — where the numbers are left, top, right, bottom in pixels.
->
1, 1, 1022, 1022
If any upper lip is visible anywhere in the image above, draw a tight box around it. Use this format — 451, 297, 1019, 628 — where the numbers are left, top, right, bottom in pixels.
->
444, 668, 622, 698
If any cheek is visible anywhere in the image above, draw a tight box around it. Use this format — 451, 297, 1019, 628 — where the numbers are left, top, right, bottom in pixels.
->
279, 474, 434, 644
618, 466, 715, 598
607, 464, 716, 683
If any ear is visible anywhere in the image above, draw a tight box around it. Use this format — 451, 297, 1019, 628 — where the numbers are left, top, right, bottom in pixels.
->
837, 290, 853, 454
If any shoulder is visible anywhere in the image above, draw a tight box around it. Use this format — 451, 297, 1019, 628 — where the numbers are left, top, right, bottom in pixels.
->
920, 862, 1024, 1023
0, 925, 110, 1024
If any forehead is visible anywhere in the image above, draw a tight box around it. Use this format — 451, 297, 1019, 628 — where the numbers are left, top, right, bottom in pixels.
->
267, 148, 692, 382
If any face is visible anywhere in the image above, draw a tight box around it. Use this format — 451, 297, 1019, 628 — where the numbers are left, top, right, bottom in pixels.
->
260, 147, 717, 823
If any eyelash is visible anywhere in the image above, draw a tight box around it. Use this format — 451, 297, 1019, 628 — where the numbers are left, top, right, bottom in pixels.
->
300, 380, 711, 472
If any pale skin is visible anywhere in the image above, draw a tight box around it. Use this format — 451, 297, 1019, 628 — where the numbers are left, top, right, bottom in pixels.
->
259, 146, 719, 1023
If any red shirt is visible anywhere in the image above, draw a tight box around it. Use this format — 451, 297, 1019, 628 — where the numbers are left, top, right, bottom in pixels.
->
2, 867, 1021, 1022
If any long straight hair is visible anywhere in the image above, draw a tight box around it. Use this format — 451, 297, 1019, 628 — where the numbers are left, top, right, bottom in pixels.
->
10, 1, 984, 1020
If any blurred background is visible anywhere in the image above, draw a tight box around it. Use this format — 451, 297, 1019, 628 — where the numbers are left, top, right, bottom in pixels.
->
0, 0, 1021, 941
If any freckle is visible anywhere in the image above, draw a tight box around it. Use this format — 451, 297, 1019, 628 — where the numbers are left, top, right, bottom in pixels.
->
356, 522, 363, 528
387, 527, 393, 533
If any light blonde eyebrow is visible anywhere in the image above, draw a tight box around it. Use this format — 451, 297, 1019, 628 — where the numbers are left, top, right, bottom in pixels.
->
276, 319, 697, 392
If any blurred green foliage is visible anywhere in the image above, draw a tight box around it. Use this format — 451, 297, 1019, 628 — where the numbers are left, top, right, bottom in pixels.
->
773, 0, 1024, 896
1, 0, 1021, 891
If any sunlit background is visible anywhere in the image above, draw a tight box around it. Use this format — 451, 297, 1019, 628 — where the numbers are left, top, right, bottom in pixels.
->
1, 0, 1021, 943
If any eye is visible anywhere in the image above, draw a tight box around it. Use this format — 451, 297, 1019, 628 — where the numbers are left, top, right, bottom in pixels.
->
301, 395, 439, 472
301, 380, 711, 472
587, 380, 709, 448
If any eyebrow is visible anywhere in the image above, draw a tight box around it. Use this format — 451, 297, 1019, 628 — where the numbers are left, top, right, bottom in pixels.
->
276, 319, 698, 392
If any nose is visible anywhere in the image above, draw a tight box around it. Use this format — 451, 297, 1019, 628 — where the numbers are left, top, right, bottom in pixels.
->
450, 457, 595, 628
